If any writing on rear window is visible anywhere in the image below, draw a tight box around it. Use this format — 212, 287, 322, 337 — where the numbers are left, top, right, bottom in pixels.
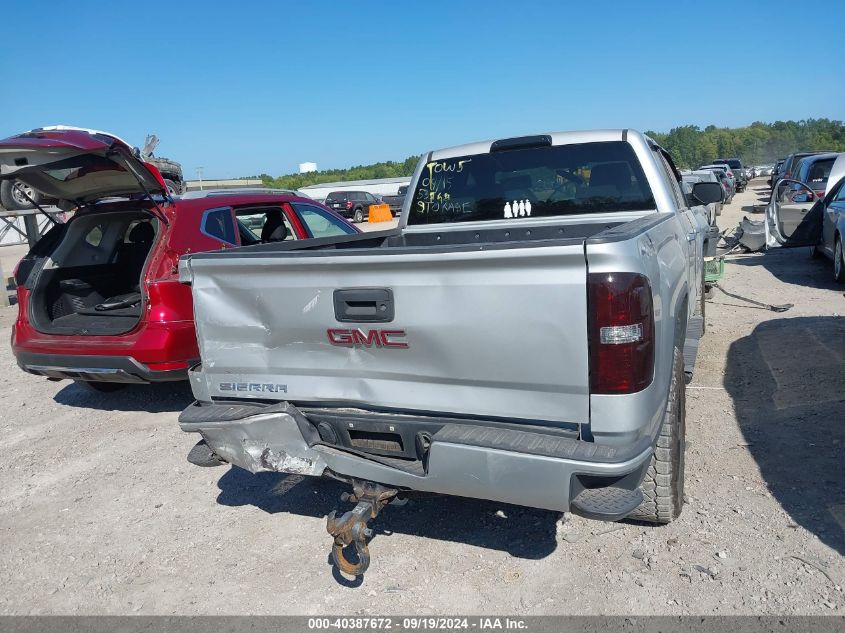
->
416, 159, 473, 217
409, 141, 656, 225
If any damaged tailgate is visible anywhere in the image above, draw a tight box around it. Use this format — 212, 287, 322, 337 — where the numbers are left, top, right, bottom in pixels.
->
181, 242, 590, 425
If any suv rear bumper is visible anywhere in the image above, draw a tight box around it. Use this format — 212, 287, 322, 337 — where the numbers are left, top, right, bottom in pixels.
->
179, 401, 654, 514
16, 352, 194, 383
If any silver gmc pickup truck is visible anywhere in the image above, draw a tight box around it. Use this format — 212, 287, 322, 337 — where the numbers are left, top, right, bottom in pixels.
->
178, 129, 722, 575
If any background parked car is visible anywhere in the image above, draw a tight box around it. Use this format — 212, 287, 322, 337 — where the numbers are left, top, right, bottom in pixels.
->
768, 159, 785, 187
775, 151, 835, 190
712, 158, 748, 191
700, 163, 736, 193
381, 185, 409, 216
698, 166, 734, 202
769, 154, 845, 282
792, 152, 840, 201
324, 190, 382, 223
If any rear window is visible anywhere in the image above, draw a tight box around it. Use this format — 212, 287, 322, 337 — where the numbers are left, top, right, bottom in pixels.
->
408, 141, 655, 226
325, 192, 348, 203
806, 158, 834, 184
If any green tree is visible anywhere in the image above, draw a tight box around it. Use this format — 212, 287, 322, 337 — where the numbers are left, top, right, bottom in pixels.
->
245, 119, 845, 185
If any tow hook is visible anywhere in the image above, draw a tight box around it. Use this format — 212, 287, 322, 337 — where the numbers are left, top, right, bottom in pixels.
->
326, 480, 398, 576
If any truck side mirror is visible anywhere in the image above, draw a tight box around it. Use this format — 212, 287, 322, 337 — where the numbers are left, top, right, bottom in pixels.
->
691, 181, 724, 205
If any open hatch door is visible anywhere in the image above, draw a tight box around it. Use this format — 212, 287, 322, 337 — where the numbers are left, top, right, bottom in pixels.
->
0, 126, 166, 208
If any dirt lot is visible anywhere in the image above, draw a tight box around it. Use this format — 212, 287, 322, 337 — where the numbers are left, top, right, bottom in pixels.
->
0, 180, 842, 615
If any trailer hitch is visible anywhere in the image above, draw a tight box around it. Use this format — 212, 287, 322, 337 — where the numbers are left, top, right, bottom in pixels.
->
326, 480, 398, 576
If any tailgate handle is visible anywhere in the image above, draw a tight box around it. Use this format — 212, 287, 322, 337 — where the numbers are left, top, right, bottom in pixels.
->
333, 288, 394, 323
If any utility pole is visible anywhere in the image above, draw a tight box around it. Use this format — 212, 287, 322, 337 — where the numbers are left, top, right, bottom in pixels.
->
196, 166, 204, 190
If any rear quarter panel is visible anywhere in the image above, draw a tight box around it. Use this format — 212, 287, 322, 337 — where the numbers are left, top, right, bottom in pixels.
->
584, 135, 691, 446
585, 213, 688, 446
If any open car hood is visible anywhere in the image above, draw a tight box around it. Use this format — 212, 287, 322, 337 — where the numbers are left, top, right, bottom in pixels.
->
0, 126, 166, 205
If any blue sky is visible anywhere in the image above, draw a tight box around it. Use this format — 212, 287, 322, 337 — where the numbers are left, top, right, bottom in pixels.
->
2, 0, 843, 178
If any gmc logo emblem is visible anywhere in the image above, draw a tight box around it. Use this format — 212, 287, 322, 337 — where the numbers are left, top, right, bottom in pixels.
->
327, 328, 408, 349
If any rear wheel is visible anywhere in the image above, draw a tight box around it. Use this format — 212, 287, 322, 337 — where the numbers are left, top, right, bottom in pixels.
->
353, 208, 364, 223
1, 180, 42, 210
628, 346, 686, 524
834, 237, 845, 284
75, 380, 128, 393
163, 179, 180, 196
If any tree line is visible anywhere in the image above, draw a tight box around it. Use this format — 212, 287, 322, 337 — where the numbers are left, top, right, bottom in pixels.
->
255, 155, 420, 190
646, 118, 845, 169
250, 119, 845, 187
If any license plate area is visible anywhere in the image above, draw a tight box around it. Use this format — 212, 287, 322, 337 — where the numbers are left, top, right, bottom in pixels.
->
298, 407, 581, 462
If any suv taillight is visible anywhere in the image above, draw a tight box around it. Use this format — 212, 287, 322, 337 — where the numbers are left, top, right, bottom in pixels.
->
346, 201, 353, 209
588, 272, 655, 394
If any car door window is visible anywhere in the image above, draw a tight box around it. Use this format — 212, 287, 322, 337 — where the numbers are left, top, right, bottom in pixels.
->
833, 181, 845, 202
235, 208, 297, 242
293, 203, 356, 238
201, 207, 237, 245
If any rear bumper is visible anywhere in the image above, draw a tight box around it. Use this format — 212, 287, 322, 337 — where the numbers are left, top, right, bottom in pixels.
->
179, 401, 653, 514
16, 351, 194, 383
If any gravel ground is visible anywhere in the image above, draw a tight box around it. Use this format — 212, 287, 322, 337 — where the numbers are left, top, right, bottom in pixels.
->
0, 179, 842, 615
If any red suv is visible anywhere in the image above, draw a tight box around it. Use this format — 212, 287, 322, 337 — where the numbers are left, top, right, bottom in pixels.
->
1, 127, 359, 391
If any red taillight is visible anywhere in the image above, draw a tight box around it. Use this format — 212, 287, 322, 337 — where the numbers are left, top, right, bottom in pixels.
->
346, 201, 353, 209
588, 272, 655, 394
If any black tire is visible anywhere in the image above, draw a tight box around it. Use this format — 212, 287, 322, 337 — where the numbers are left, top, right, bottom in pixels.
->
187, 440, 225, 467
1, 180, 42, 210
629, 346, 686, 524
75, 380, 128, 393
163, 179, 180, 196
834, 236, 845, 284
353, 208, 364, 223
